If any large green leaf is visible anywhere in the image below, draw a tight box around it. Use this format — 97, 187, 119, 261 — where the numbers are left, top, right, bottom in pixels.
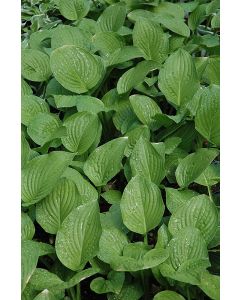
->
168, 195, 219, 245
175, 148, 219, 187
153, 290, 185, 300
83, 137, 128, 186
97, 3, 126, 32
51, 25, 92, 50
195, 85, 220, 146
22, 49, 51, 82
120, 175, 165, 234
27, 113, 61, 146
61, 112, 101, 154
58, 0, 90, 21
50, 45, 105, 94
93, 32, 125, 56
36, 178, 82, 234
21, 79, 33, 96
130, 137, 165, 185
21, 151, 74, 205
198, 271, 220, 300
158, 49, 199, 106
21, 212, 35, 240
22, 95, 49, 126
129, 94, 162, 131
107, 282, 143, 300
55, 201, 101, 271
194, 162, 220, 186
132, 18, 169, 64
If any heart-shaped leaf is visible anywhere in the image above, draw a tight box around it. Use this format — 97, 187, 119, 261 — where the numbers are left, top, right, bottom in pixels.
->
58, 0, 90, 21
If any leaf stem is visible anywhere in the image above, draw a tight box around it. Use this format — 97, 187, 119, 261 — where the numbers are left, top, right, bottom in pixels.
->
69, 287, 76, 300
186, 286, 191, 300
76, 283, 81, 300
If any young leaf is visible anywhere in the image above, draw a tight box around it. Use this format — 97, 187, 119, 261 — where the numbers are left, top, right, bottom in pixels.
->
97, 3, 126, 32
133, 19, 169, 64
175, 148, 219, 187
83, 137, 128, 186
55, 201, 102, 271
61, 112, 101, 154
22, 49, 51, 82
130, 137, 165, 185
120, 175, 165, 234
58, 0, 90, 21
36, 178, 82, 234
129, 94, 162, 131
21, 151, 74, 205
168, 195, 219, 245
50, 45, 105, 94
158, 49, 199, 106
22, 95, 49, 126
195, 85, 220, 146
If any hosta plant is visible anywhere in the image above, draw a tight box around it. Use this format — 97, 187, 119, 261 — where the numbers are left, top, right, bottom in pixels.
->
21, 0, 220, 299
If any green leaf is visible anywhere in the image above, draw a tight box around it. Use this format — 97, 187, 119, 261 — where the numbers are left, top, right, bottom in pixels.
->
101, 190, 122, 205
106, 46, 143, 67
27, 113, 61, 146
194, 162, 220, 186
33, 290, 57, 300
165, 187, 199, 214
55, 201, 102, 271
29, 268, 64, 291
22, 49, 51, 82
22, 79, 33, 96
198, 271, 220, 300
101, 204, 127, 234
61, 112, 102, 154
132, 18, 169, 64
164, 137, 182, 155
36, 178, 83, 234
98, 227, 128, 264
22, 151, 74, 205
156, 224, 171, 250
21, 132, 38, 168
93, 32, 125, 56
97, 3, 126, 32
51, 25, 92, 50
168, 195, 219, 245
188, 4, 208, 31
29, 30, 52, 51
195, 85, 220, 146
202, 57, 220, 85
58, 0, 90, 21
130, 137, 165, 185
120, 175, 165, 234
175, 148, 219, 187
153, 290, 185, 300
158, 49, 199, 106
117, 60, 158, 94
91, 271, 125, 294
50, 45, 105, 94
107, 282, 143, 300
83, 137, 128, 186
21, 212, 35, 240
129, 94, 162, 131
22, 95, 49, 126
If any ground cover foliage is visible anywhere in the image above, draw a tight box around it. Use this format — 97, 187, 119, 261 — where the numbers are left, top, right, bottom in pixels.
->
21, 0, 220, 299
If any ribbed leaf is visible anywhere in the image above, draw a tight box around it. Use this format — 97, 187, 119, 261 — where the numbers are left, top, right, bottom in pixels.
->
21, 132, 38, 169
188, 4, 208, 31
107, 282, 143, 300
83, 137, 128, 186
36, 178, 82, 234
33, 290, 56, 300
62, 167, 98, 203
194, 163, 220, 187
120, 175, 165, 234
158, 49, 199, 106
22, 49, 51, 82
22, 95, 49, 126
61, 112, 101, 154
21, 151, 74, 205
21, 79, 33, 96
101, 190, 122, 205
58, 0, 90, 21
93, 32, 125, 55
195, 85, 220, 146
27, 113, 61, 146
168, 195, 219, 245
129, 94, 162, 131
21, 212, 35, 240
76, 96, 105, 113
175, 148, 219, 187
133, 19, 169, 64
106, 46, 143, 67
98, 227, 128, 264
90, 271, 125, 294
29, 30, 52, 51
97, 3, 126, 32
156, 224, 171, 249
50, 45, 105, 94
202, 57, 220, 85
130, 137, 165, 185
199, 271, 220, 300
168, 227, 209, 271
29, 269, 64, 291
51, 24, 92, 50
117, 60, 158, 94
166, 188, 199, 214
154, 290, 185, 300
55, 201, 101, 271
